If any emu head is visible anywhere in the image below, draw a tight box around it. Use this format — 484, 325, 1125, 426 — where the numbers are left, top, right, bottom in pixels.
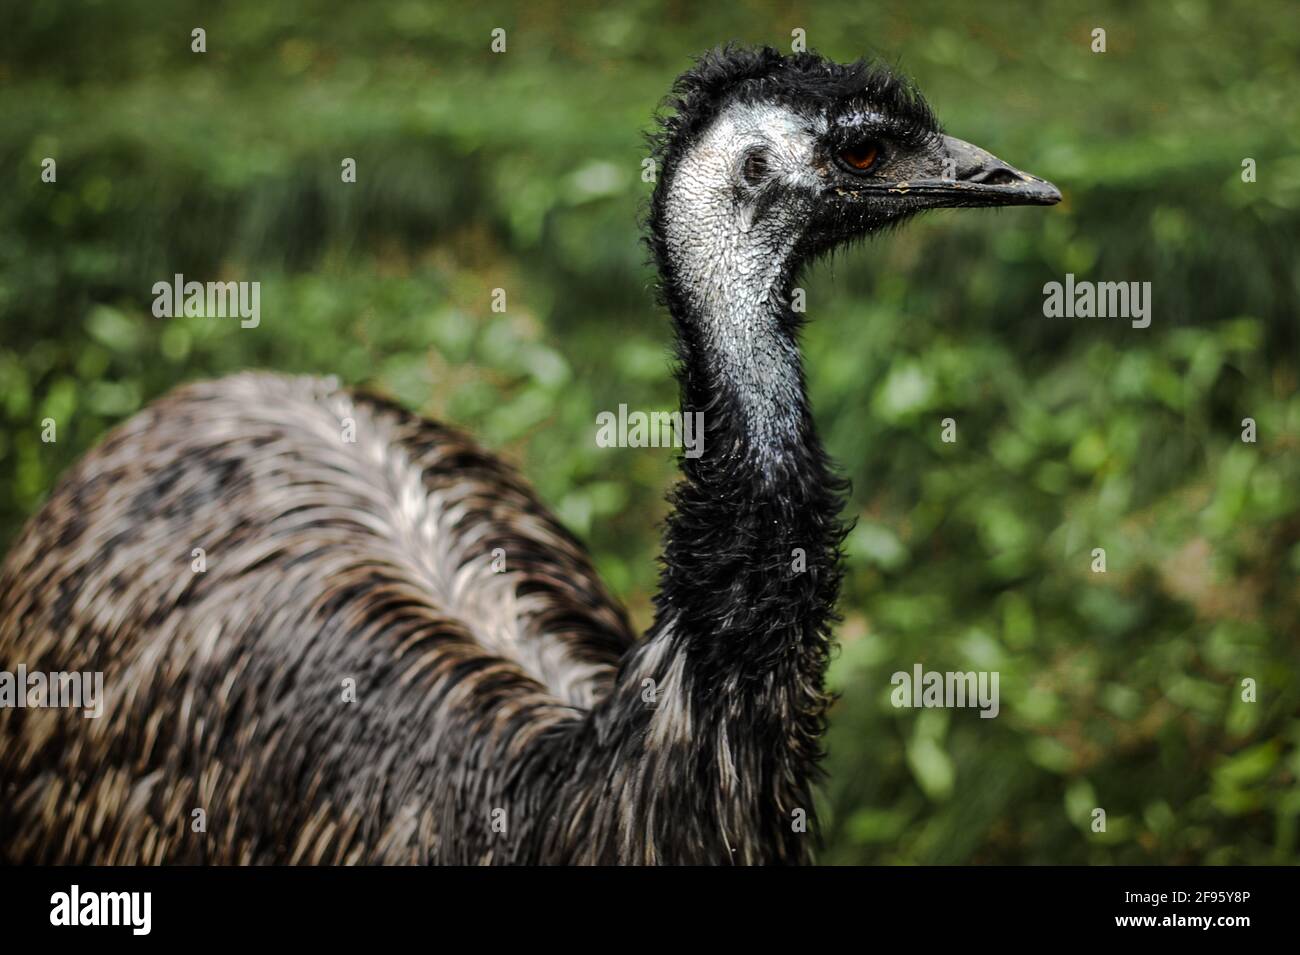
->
649, 46, 1060, 294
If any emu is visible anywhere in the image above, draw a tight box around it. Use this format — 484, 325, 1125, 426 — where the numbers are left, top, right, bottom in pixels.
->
0, 46, 1058, 864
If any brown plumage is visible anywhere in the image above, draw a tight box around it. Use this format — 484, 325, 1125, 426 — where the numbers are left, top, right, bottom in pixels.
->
0, 374, 635, 863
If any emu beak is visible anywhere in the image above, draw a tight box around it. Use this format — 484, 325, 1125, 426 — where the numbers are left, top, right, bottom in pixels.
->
904, 134, 1060, 207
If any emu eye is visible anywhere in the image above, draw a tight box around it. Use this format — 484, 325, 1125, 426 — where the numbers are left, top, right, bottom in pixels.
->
837, 142, 881, 174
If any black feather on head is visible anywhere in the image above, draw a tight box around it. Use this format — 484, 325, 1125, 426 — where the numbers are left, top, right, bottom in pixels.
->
648, 44, 940, 170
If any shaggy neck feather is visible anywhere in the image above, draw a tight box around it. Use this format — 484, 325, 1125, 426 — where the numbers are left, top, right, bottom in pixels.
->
553, 146, 848, 863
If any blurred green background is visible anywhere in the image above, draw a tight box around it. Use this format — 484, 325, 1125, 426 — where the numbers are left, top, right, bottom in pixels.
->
2, 0, 1298, 863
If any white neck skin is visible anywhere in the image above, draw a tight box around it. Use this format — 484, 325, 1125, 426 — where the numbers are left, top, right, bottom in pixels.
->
659, 101, 827, 466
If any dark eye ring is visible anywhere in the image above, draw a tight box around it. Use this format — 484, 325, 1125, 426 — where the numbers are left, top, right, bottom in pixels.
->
836, 141, 883, 175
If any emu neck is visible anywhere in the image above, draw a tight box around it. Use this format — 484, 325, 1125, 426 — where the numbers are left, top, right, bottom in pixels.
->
577, 183, 847, 862
551, 108, 849, 861
653, 260, 844, 677
648, 112, 845, 670
672, 245, 807, 470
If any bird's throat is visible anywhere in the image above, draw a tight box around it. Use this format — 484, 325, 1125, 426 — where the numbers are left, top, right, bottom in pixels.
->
653, 260, 846, 672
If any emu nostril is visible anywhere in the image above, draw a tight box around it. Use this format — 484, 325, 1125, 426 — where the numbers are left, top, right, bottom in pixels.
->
969, 166, 1022, 186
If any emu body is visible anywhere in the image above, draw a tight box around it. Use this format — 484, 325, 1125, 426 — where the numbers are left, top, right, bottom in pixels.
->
0, 46, 1057, 865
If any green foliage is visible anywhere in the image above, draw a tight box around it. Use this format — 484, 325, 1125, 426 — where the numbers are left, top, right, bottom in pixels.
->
1, 0, 1297, 863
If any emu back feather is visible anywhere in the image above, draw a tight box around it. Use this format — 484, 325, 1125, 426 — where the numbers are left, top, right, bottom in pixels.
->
0, 373, 645, 863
